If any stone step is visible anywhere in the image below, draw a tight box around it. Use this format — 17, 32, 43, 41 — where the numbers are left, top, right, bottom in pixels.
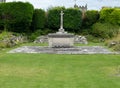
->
8, 46, 119, 54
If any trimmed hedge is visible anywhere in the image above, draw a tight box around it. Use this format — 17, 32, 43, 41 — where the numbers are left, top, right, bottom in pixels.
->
47, 7, 65, 31
99, 8, 114, 23
47, 7, 82, 32
0, 2, 34, 33
31, 9, 46, 32
110, 9, 120, 25
99, 7, 120, 25
64, 8, 82, 32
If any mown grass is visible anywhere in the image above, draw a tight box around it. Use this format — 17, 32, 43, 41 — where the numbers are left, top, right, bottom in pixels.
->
0, 53, 120, 88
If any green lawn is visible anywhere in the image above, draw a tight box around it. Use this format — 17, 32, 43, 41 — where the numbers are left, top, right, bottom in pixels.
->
0, 53, 120, 88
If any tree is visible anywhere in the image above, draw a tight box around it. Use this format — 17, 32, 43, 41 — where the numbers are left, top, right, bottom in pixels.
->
110, 9, 120, 25
47, 6, 65, 31
91, 22, 119, 38
82, 10, 99, 28
99, 8, 114, 23
64, 8, 82, 32
0, 2, 34, 33
0, 6, 4, 31
31, 9, 46, 31
100, 7, 120, 25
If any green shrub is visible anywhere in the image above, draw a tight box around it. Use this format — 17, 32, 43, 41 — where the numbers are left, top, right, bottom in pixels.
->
29, 29, 51, 41
47, 7, 82, 33
0, 42, 7, 48
0, 31, 28, 48
100, 8, 120, 25
0, 31, 12, 40
105, 34, 120, 51
47, 6, 65, 31
82, 10, 99, 28
64, 8, 82, 32
86, 35, 104, 43
91, 22, 119, 39
0, 2, 34, 33
0, 6, 4, 31
29, 30, 42, 41
99, 8, 114, 23
113, 44, 120, 51
31, 9, 46, 32
110, 9, 120, 25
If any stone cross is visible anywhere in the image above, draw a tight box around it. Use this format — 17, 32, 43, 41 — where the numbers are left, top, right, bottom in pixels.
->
59, 11, 65, 33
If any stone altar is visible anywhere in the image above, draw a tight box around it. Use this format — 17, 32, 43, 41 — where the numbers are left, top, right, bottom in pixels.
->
48, 11, 74, 48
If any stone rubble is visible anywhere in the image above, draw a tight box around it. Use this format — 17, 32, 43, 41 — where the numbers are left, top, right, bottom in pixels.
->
74, 35, 88, 44
0, 34, 27, 48
34, 36, 48, 43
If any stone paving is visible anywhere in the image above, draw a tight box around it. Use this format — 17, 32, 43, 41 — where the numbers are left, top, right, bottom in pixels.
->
8, 46, 119, 54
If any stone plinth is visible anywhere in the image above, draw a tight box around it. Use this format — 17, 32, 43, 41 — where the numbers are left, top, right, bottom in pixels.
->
48, 33, 74, 48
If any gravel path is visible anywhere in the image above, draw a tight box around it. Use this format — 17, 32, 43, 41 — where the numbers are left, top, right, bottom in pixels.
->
8, 46, 119, 54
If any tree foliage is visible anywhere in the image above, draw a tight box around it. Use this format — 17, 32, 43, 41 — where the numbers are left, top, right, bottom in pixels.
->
0, 2, 34, 33
91, 22, 119, 38
47, 7, 82, 32
31, 9, 46, 31
110, 9, 120, 25
47, 6, 65, 31
99, 8, 114, 23
82, 10, 99, 28
64, 8, 82, 32
100, 7, 120, 25
0, 6, 4, 31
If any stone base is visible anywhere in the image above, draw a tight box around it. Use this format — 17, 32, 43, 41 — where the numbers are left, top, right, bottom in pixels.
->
48, 33, 74, 48
8, 46, 116, 54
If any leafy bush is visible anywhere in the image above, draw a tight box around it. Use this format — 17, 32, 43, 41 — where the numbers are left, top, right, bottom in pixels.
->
47, 7, 82, 33
100, 8, 120, 25
86, 35, 104, 43
47, 6, 65, 31
29, 30, 42, 41
105, 34, 120, 51
0, 6, 4, 31
0, 31, 27, 48
29, 29, 51, 41
64, 8, 82, 32
0, 31, 12, 40
113, 44, 120, 51
82, 10, 99, 28
99, 8, 114, 23
110, 9, 120, 25
91, 22, 119, 39
0, 42, 6, 48
0, 2, 34, 33
31, 9, 46, 32
105, 40, 120, 51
